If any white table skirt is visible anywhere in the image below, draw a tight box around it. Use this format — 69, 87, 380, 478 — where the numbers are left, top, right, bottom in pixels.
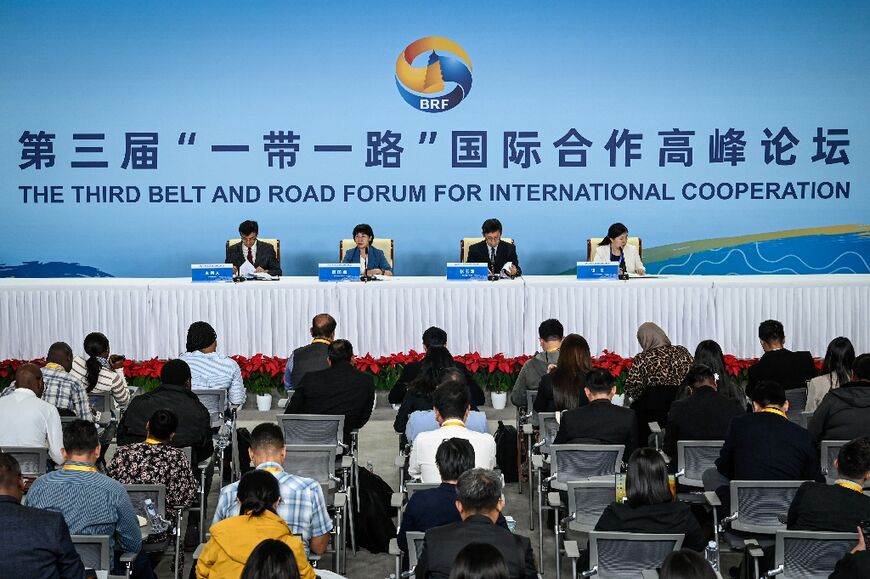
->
0, 275, 866, 360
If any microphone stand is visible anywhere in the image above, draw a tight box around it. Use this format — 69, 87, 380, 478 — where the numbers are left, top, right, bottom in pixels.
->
360, 247, 376, 282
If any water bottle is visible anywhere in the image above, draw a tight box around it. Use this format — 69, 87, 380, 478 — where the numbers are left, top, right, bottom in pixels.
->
144, 498, 169, 534
705, 540, 719, 571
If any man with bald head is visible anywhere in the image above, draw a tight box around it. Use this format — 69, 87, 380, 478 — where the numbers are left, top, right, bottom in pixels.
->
0, 364, 64, 464
283, 313, 337, 392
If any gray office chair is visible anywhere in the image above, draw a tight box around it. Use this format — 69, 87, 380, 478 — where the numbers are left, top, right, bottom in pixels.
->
576, 531, 684, 579
765, 529, 857, 578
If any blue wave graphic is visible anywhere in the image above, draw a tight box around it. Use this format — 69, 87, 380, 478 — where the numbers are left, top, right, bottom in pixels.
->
0, 261, 113, 278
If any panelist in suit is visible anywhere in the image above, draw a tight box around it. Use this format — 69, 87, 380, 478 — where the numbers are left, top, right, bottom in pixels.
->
341, 223, 392, 276
225, 219, 282, 276
466, 218, 521, 277
592, 222, 645, 275
746, 319, 817, 398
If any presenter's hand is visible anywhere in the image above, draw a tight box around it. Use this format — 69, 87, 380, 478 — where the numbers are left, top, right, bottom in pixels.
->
637, 268, 646, 276
367, 268, 384, 276
507, 265, 518, 277
852, 526, 866, 553
232, 265, 239, 275
255, 266, 266, 273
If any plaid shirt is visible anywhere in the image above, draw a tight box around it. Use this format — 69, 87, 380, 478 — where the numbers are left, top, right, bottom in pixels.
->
212, 462, 332, 555
0, 365, 93, 421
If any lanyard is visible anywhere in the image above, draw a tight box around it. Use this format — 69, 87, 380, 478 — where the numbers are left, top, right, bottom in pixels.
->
44, 362, 65, 371
63, 464, 97, 472
835, 479, 864, 493
261, 467, 283, 473
312, 339, 331, 346
144, 438, 162, 445
760, 407, 787, 419
441, 419, 465, 428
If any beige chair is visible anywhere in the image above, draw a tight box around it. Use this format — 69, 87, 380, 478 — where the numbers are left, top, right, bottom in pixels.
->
339, 238, 394, 269
225, 238, 281, 262
460, 237, 515, 262
586, 237, 642, 261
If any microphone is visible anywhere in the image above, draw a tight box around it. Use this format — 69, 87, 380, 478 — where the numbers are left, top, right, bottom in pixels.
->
360, 247, 376, 282
618, 253, 629, 280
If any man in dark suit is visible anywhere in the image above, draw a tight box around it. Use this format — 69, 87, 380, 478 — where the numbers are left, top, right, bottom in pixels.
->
787, 436, 870, 531
553, 369, 640, 457
416, 468, 536, 579
746, 319, 817, 397
285, 339, 375, 444
225, 219, 282, 276
809, 354, 870, 446
0, 452, 84, 578
663, 364, 745, 467
466, 218, 521, 277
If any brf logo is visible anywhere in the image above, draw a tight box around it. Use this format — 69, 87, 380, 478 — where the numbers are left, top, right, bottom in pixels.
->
395, 37, 472, 113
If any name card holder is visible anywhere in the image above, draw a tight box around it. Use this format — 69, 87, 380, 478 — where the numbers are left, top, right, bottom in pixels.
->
318, 263, 361, 282
191, 263, 234, 283
576, 261, 619, 280
446, 262, 490, 281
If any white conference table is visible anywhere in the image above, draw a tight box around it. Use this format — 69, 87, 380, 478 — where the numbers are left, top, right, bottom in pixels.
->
0, 274, 866, 360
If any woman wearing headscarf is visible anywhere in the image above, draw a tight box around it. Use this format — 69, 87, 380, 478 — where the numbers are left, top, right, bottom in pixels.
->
624, 323, 693, 401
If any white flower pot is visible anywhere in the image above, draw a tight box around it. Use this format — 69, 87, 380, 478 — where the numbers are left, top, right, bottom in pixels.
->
491, 391, 507, 410
256, 394, 273, 411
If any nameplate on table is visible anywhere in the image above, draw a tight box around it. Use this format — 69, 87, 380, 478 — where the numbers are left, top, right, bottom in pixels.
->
319, 263, 361, 282
446, 262, 489, 281
576, 262, 618, 280
191, 263, 233, 283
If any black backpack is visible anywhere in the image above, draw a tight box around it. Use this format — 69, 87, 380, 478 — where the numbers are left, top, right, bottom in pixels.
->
494, 420, 519, 483
351, 467, 398, 553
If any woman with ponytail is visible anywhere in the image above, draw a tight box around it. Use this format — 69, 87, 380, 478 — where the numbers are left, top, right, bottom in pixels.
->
69, 332, 131, 412
196, 470, 315, 579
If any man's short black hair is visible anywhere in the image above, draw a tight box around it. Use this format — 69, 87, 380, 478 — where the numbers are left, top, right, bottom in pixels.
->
327, 339, 353, 364
161, 359, 192, 386
434, 380, 469, 420
312, 314, 337, 339
46, 342, 73, 364
456, 468, 502, 512
0, 452, 21, 489
63, 419, 100, 454
758, 319, 785, 344
250, 423, 285, 452
148, 409, 178, 440
481, 218, 502, 235
239, 220, 259, 236
422, 326, 448, 348
750, 380, 786, 407
683, 364, 717, 389
853, 353, 870, 381
436, 438, 475, 481
538, 319, 564, 341
837, 437, 870, 480
586, 369, 614, 394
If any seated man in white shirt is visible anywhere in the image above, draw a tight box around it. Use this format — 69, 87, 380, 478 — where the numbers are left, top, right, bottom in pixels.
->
408, 380, 497, 483
0, 364, 64, 465
180, 321, 246, 409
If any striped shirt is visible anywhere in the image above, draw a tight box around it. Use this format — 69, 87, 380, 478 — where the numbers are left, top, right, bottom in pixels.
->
70, 356, 131, 412
179, 350, 246, 407
0, 365, 93, 421
25, 461, 142, 554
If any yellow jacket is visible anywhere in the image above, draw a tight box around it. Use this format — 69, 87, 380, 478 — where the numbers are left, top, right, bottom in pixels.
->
196, 509, 316, 579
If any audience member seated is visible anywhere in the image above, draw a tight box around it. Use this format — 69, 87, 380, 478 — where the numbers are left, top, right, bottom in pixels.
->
533, 333, 592, 413
830, 530, 870, 579
25, 420, 147, 578
0, 363, 64, 464
108, 409, 196, 557
807, 337, 854, 413
116, 359, 214, 467
553, 369, 639, 458
284, 339, 375, 444
395, 346, 463, 440
448, 542, 510, 579
659, 549, 717, 579
787, 437, 870, 531
703, 380, 822, 507
415, 468, 536, 579
510, 319, 563, 408
405, 369, 488, 443
388, 326, 481, 406
282, 313, 336, 393
624, 322, 694, 401
691, 339, 746, 404
595, 448, 706, 550
70, 331, 131, 413
197, 470, 315, 579
408, 381, 496, 483
180, 321, 246, 408
663, 364, 745, 467
746, 319, 817, 398
212, 423, 332, 557
809, 353, 870, 446
240, 539, 302, 579
0, 452, 85, 579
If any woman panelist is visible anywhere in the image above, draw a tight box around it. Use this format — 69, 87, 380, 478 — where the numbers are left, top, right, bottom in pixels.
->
342, 223, 393, 276
593, 222, 646, 275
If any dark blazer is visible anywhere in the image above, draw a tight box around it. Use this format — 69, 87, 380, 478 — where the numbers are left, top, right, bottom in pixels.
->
594, 500, 707, 551
830, 550, 870, 579
466, 239, 522, 275
416, 514, 537, 579
116, 383, 214, 465
808, 382, 870, 446
285, 363, 375, 443
388, 361, 482, 406
225, 239, 282, 276
787, 481, 870, 532
533, 373, 589, 413
0, 495, 85, 579
746, 349, 816, 397
553, 399, 640, 458
663, 386, 745, 463
342, 245, 392, 273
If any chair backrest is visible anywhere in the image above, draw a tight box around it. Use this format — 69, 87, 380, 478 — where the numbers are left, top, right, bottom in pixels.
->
552, 444, 625, 483
526, 390, 540, 427
3, 446, 48, 476
784, 388, 808, 422
406, 531, 426, 570
587, 237, 643, 261
282, 444, 337, 491
88, 391, 113, 424
566, 479, 617, 532
588, 531, 682, 579
676, 440, 725, 488
459, 237, 514, 262
406, 482, 440, 501
774, 530, 857, 579
226, 238, 281, 262
71, 535, 112, 571
730, 480, 805, 534
537, 412, 559, 454
339, 238, 395, 269
820, 440, 849, 484
60, 415, 77, 426
124, 483, 167, 518
192, 388, 227, 428
278, 414, 345, 452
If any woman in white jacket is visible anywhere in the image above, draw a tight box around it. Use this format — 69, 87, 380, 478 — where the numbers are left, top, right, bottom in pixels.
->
593, 222, 646, 275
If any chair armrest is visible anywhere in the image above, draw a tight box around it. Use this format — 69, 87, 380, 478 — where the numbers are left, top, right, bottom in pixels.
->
341, 455, 354, 469
648, 422, 662, 434
744, 538, 765, 560
564, 540, 580, 560
704, 491, 721, 507
522, 424, 534, 435
547, 492, 563, 508
390, 492, 405, 509
388, 537, 401, 556
531, 455, 544, 470
192, 543, 205, 560
197, 455, 213, 470
119, 552, 137, 564
395, 454, 408, 468
333, 491, 347, 508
